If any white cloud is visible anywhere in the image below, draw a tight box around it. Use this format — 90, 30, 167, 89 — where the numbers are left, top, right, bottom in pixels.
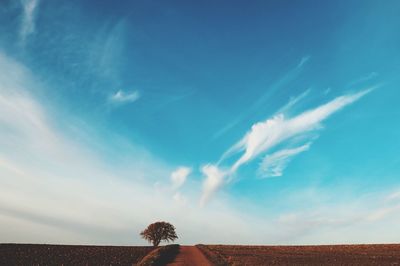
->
273, 187, 400, 244
366, 205, 400, 222
172, 192, 187, 205
203, 88, 374, 204
229, 88, 373, 173
19, 0, 40, 43
258, 143, 311, 178
109, 90, 140, 104
0, 54, 58, 156
0, 52, 261, 245
171, 166, 191, 189
386, 190, 400, 202
3, 51, 397, 246
200, 164, 227, 206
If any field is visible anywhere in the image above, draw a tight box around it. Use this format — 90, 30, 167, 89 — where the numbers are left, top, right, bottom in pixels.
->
0, 244, 154, 266
3, 243, 400, 265
198, 244, 400, 265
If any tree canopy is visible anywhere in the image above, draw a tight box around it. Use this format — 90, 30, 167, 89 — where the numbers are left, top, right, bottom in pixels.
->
140, 221, 178, 246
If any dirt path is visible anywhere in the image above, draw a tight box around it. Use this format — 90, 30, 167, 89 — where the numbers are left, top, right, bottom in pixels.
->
166, 246, 212, 266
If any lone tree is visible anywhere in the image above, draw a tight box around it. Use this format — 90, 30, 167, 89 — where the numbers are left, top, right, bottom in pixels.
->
140, 221, 178, 246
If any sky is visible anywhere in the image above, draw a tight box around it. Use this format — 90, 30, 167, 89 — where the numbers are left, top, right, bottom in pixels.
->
0, 0, 400, 245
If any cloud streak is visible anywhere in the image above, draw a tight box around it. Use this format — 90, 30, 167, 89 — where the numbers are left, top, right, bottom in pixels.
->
0, 52, 261, 245
229, 88, 373, 173
275, 88, 311, 115
258, 143, 311, 178
1, 52, 398, 246
19, 0, 40, 43
213, 56, 311, 139
202, 88, 374, 203
109, 90, 140, 105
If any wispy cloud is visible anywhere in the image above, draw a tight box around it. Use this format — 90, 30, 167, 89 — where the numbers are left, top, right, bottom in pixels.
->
258, 143, 311, 178
213, 56, 311, 139
172, 192, 187, 205
347, 72, 379, 88
200, 164, 227, 206
19, 0, 40, 43
229, 88, 373, 173
275, 88, 311, 115
297, 55, 310, 68
109, 90, 140, 105
274, 187, 400, 244
1, 51, 399, 245
202, 88, 374, 204
385, 190, 400, 202
0, 52, 260, 245
323, 87, 331, 95
171, 166, 191, 190
89, 20, 127, 85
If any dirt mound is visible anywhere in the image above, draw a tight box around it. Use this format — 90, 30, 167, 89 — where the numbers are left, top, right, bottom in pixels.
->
138, 244, 179, 266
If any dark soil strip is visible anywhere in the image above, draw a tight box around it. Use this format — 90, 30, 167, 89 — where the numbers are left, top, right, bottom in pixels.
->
0, 244, 154, 266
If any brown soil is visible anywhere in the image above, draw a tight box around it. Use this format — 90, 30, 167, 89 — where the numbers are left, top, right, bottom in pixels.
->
167, 246, 212, 266
3, 243, 400, 266
0, 244, 154, 266
202, 244, 400, 265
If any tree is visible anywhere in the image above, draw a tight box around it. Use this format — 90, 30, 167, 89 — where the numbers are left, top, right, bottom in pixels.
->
140, 221, 178, 246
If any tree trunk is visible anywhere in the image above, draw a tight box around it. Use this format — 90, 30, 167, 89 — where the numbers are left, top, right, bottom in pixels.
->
153, 240, 160, 247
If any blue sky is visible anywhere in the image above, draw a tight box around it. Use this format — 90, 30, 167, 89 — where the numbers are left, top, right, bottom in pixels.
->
1, 0, 400, 245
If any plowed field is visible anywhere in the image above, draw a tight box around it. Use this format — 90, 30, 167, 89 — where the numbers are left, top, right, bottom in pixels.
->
0, 244, 154, 266
200, 244, 400, 265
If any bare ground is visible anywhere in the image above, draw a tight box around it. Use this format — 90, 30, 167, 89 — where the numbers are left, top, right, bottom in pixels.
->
167, 246, 212, 266
3, 243, 400, 266
200, 244, 400, 265
0, 244, 154, 266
